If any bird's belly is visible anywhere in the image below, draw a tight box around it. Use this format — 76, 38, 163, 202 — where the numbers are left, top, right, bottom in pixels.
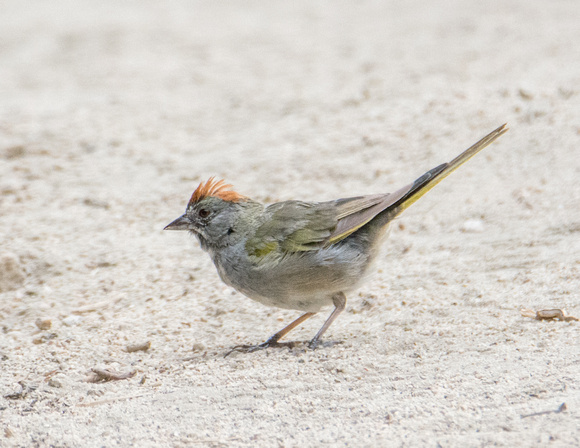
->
240, 289, 335, 312
217, 262, 343, 312
214, 243, 375, 312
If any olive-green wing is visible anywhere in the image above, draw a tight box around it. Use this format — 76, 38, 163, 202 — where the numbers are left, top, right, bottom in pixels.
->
245, 196, 394, 259
245, 201, 337, 259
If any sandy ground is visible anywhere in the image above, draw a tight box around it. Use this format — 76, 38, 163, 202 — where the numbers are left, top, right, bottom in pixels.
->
1, 1, 579, 447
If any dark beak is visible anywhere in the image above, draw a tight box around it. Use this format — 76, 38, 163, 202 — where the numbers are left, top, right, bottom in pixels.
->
164, 214, 193, 231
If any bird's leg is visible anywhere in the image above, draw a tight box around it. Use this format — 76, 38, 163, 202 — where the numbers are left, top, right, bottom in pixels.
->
308, 292, 346, 349
263, 312, 316, 346
224, 312, 316, 357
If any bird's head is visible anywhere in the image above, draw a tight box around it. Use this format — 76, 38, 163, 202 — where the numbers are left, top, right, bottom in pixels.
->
165, 177, 258, 251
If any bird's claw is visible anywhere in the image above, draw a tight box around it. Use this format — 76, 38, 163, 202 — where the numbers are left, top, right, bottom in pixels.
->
224, 340, 298, 357
224, 339, 342, 357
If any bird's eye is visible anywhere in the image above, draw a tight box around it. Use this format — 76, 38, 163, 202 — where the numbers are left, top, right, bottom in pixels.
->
198, 208, 210, 218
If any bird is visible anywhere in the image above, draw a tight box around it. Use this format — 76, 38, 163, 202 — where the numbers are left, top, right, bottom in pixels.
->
165, 124, 508, 352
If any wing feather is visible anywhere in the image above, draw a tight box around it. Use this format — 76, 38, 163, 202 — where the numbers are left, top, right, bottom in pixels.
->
246, 124, 508, 259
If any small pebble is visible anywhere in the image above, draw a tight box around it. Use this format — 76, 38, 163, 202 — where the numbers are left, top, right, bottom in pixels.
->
62, 315, 82, 326
35, 318, 52, 331
191, 342, 206, 352
48, 378, 62, 388
126, 341, 151, 353
461, 218, 485, 233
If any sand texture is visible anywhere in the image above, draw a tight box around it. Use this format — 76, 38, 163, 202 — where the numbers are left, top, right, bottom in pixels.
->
1, 1, 579, 447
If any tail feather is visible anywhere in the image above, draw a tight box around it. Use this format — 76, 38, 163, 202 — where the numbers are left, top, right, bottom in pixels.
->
388, 123, 508, 217
324, 124, 508, 246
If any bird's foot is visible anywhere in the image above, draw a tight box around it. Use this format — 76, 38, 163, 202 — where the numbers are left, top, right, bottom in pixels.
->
224, 337, 298, 357
224, 339, 342, 357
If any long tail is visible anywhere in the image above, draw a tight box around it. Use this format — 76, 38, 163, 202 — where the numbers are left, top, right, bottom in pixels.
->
324, 124, 508, 246
388, 123, 508, 217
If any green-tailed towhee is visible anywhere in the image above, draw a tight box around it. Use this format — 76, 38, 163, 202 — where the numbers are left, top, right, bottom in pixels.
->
165, 124, 508, 352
